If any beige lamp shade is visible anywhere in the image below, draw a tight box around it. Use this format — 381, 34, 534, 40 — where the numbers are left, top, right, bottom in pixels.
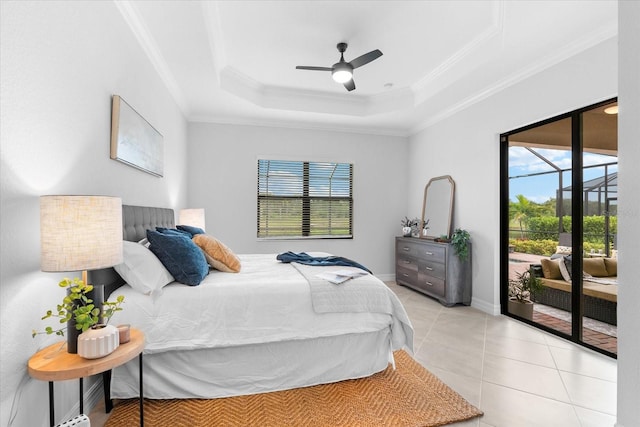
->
179, 208, 205, 230
40, 195, 123, 272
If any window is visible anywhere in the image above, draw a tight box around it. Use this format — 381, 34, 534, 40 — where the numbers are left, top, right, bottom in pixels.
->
257, 159, 353, 238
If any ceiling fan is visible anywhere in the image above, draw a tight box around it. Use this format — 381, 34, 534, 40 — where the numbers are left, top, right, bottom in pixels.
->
296, 43, 383, 92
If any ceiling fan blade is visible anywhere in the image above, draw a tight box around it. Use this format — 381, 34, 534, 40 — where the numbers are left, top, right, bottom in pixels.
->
349, 49, 383, 69
296, 66, 333, 71
343, 79, 356, 91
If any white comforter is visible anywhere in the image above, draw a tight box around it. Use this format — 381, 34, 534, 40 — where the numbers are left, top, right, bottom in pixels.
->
109, 254, 413, 354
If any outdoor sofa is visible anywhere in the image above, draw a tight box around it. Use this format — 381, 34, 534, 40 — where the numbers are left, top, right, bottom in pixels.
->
531, 255, 617, 325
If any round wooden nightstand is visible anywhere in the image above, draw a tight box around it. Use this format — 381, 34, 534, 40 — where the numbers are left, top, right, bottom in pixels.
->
28, 328, 145, 427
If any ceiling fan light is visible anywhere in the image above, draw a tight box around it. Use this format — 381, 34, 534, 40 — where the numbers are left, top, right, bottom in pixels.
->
332, 69, 352, 83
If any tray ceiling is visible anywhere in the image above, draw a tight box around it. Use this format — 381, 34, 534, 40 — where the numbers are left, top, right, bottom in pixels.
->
116, 1, 617, 136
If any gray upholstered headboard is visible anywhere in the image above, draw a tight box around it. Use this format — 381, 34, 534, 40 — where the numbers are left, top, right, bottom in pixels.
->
122, 205, 174, 242
88, 205, 175, 297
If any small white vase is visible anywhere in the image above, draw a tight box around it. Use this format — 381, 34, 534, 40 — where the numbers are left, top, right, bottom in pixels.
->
77, 324, 120, 359
402, 227, 412, 237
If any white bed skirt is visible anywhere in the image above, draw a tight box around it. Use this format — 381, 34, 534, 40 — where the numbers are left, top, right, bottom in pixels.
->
110, 327, 393, 399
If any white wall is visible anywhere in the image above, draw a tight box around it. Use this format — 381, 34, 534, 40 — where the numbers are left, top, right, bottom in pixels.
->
408, 37, 617, 315
187, 122, 408, 276
0, 2, 188, 426
615, 2, 640, 426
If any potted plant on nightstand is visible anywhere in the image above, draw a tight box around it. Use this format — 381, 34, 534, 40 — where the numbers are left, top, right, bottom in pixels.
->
32, 277, 125, 357
508, 268, 544, 320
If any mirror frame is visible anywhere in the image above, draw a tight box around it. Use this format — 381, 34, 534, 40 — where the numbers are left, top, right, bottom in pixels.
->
420, 175, 455, 239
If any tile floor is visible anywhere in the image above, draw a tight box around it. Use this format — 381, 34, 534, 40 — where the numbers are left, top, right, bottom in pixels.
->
91, 282, 618, 427
390, 282, 617, 427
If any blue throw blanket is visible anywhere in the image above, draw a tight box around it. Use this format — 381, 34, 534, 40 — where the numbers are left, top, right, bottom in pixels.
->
276, 252, 372, 274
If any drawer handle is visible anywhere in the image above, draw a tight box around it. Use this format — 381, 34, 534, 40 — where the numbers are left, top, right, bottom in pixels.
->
403, 247, 410, 251
425, 266, 433, 271
402, 273, 409, 277
425, 251, 434, 256
425, 282, 434, 286
403, 260, 411, 264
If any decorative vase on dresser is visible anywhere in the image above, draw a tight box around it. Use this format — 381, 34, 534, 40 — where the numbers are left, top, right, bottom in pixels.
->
395, 236, 472, 306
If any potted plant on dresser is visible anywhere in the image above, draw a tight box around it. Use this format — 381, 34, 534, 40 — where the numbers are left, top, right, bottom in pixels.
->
508, 268, 544, 320
400, 217, 418, 237
451, 228, 471, 261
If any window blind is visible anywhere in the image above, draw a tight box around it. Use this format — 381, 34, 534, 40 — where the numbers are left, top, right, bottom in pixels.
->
257, 159, 353, 238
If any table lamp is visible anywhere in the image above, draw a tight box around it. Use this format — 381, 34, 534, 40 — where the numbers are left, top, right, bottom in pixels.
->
179, 208, 205, 231
40, 195, 123, 353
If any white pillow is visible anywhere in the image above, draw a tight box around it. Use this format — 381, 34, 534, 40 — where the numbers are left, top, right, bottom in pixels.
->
558, 256, 572, 282
114, 241, 174, 295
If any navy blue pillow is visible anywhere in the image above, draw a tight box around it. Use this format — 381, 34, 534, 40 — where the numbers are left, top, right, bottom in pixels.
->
156, 227, 192, 237
176, 225, 205, 237
147, 230, 209, 286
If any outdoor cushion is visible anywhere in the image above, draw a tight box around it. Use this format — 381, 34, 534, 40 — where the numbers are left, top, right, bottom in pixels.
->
604, 257, 617, 276
583, 257, 609, 277
541, 258, 563, 279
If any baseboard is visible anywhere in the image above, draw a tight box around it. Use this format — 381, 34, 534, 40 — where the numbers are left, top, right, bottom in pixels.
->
376, 273, 395, 282
471, 297, 501, 316
59, 377, 103, 422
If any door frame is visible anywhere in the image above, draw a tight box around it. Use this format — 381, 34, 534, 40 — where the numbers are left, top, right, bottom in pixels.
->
499, 97, 617, 358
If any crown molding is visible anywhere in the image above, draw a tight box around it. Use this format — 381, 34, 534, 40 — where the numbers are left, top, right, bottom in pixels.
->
201, 1, 226, 85
114, 0, 189, 116
411, 22, 617, 135
411, 0, 505, 104
220, 66, 414, 117
188, 115, 411, 138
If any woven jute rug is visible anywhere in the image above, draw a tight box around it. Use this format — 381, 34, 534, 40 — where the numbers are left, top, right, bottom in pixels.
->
104, 350, 482, 427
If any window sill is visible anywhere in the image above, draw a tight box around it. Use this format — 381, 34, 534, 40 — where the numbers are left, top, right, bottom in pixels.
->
257, 235, 353, 241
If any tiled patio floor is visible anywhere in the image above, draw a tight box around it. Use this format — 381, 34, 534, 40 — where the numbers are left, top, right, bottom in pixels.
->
533, 310, 617, 354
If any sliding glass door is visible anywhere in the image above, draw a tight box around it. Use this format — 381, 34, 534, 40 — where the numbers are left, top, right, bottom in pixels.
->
580, 104, 618, 354
500, 99, 618, 357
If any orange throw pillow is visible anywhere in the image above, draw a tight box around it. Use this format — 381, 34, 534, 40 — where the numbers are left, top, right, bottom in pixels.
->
192, 234, 241, 273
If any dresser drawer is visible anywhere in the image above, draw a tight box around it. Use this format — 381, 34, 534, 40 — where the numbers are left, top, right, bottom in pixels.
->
418, 260, 445, 280
417, 273, 446, 297
396, 255, 419, 273
396, 265, 418, 285
396, 240, 423, 258
417, 244, 446, 262
397, 240, 445, 259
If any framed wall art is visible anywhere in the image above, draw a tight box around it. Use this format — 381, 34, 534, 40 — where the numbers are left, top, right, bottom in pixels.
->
110, 95, 164, 177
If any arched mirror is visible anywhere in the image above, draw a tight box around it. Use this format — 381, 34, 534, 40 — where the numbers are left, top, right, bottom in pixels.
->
420, 175, 455, 239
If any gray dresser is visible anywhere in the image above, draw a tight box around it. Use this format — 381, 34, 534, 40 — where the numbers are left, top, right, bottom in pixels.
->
395, 237, 472, 306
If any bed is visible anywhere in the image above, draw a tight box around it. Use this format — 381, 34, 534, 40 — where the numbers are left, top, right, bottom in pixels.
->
89, 205, 414, 400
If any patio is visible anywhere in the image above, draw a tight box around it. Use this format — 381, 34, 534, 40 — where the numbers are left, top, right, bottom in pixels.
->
508, 252, 617, 354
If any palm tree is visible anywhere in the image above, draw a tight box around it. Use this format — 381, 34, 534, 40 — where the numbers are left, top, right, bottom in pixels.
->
510, 194, 534, 239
